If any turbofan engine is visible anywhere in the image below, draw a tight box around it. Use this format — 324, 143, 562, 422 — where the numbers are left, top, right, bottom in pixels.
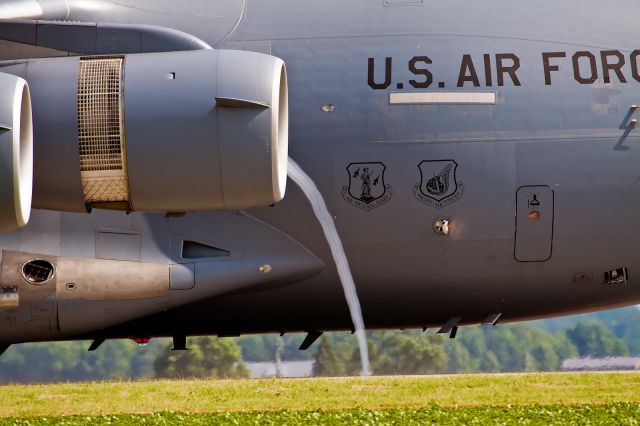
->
0, 72, 32, 232
0, 49, 288, 213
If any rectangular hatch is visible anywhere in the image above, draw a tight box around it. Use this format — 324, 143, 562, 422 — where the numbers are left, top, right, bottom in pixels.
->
515, 185, 554, 262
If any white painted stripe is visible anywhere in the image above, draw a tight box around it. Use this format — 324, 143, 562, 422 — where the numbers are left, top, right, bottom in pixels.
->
389, 92, 496, 105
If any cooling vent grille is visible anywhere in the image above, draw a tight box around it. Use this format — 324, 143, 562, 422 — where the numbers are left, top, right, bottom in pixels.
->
77, 57, 130, 205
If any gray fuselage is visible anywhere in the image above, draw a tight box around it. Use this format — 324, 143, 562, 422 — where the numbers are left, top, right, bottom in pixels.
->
1, 0, 640, 343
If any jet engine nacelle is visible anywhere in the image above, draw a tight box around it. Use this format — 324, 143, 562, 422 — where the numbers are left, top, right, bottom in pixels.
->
0, 73, 32, 231
1, 49, 288, 213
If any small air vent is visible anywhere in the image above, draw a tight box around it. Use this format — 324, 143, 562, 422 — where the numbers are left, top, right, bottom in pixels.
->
22, 260, 55, 284
182, 241, 230, 259
77, 56, 130, 207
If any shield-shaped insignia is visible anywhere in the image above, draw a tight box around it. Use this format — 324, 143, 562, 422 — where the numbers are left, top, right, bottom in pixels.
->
414, 160, 464, 209
342, 162, 392, 212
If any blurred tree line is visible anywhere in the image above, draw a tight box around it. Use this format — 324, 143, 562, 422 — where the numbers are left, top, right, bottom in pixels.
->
0, 307, 636, 383
0, 339, 160, 383
532, 306, 640, 355
154, 337, 248, 379
311, 320, 627, 376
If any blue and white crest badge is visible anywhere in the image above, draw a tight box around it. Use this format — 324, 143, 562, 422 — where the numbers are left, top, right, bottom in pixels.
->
342, 162, 392, 212
414, 160, 464, 209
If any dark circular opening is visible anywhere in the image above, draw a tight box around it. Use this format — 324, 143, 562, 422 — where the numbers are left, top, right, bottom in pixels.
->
22, 260, 55, 284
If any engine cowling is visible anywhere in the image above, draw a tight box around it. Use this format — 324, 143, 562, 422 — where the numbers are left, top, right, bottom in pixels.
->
0, 72, 32, 231
1, 49, 288, 213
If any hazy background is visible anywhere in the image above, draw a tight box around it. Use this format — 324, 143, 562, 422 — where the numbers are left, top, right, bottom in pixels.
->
1, 306, 638, 382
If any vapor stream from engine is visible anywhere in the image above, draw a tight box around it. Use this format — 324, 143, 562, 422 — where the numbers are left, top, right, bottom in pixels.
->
288, 158, 372, 376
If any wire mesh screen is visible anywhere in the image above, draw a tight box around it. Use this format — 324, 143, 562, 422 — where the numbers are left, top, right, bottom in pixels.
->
77, 57, 130, 204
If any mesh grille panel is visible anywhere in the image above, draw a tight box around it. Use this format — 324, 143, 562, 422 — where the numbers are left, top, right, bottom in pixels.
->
77, 57, 130, 204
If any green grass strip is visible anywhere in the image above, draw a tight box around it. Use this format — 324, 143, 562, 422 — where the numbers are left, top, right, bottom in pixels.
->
0, 404, 639, 426
1, 373, 640, 418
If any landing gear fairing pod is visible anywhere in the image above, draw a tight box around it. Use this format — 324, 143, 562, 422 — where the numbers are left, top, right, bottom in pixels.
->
0, 49, 288, 213
0, 73, 32, 232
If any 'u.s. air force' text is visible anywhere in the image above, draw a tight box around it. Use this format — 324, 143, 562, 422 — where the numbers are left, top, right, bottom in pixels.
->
368, 50, 640, 89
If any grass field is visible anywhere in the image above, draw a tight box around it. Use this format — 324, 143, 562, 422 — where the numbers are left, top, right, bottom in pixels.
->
1, 373, 639, 424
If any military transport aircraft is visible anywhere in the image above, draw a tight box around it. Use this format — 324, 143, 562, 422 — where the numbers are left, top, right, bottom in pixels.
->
0, 0, 638, 355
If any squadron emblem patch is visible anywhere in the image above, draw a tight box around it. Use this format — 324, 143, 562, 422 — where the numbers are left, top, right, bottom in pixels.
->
414, 160, 464, 209
342, 162, 392, 212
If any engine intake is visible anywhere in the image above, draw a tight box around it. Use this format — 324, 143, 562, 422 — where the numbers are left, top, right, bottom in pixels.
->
0, 73, 32, 231
1, 49, 288, 213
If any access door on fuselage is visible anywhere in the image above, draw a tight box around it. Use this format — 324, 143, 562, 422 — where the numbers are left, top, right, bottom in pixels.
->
515, 185, 554, 262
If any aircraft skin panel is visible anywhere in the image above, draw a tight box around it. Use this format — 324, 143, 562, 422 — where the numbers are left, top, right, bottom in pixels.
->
229, 0, 634, 50
0, 0, 640, 342
66, 0, 246, 49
